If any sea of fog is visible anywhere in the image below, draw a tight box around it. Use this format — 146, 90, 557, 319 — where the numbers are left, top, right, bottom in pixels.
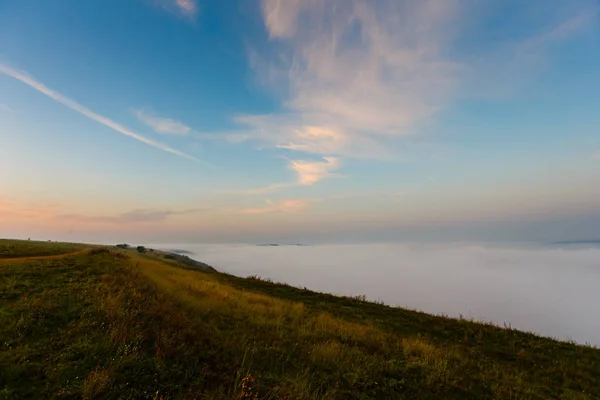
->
149, 242, 600, 346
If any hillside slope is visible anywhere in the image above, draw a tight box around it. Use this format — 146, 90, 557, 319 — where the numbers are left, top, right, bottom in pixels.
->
0, 239, 598, 399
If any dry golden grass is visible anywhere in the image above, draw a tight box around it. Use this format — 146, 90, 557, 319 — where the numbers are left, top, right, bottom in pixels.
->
82, 366, 112, 399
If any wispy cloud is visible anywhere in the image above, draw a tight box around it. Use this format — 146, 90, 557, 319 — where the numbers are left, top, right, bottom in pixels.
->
175, 0, 197, 15
229, 115, 390, 158
289, 157, 342, 185
243, 157, 343, 195
238, 0, 463, 157
593, 152, 600, 160
0, 63, 209, 166
229, 0, 598, 159
519, 6, 599, 52
0, 103, 14, 113
155, 0, 199, 20
134, 109, 191, 135
241, 198, 319, 215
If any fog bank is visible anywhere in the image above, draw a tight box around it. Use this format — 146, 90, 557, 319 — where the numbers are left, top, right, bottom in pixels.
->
152, 243, 600, 346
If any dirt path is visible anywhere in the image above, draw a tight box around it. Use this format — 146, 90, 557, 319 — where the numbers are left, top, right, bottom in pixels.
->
0, 248, 92, 265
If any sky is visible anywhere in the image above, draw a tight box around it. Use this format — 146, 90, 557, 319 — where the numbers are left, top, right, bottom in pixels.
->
1, 0, 600, 244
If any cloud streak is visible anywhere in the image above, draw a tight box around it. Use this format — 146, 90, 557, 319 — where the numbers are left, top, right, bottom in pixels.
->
0, 63, 208, 166
519, 6, 599, 52
134, 109, 191, 135
0, 103, 14, 113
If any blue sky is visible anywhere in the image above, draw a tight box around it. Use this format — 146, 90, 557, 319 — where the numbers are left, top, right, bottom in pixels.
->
1, 0, 599, 244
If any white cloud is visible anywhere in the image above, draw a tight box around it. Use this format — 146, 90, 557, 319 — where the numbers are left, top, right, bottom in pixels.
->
134, 109, 191, 135
175, 0, 197, 15
231, 114, 390, 158
242, 157, 342, 195
244, 0, 463, 157
0, 63, 209, 166
231, 0, 598, 159
289, 157, 341, 185
261, 0, 305, 39
156, 0, 198, 19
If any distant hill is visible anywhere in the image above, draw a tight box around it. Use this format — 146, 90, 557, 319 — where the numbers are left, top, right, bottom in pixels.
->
166, 249, 195, 255
1, 238, 598, 399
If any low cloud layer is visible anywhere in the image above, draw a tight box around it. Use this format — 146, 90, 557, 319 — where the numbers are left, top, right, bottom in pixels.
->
155, 242, 600, 346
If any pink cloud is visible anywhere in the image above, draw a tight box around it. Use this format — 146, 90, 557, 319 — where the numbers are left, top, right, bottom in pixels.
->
241, 198, 319, 215
289, 157, 341, 185
241, 157, 343, 195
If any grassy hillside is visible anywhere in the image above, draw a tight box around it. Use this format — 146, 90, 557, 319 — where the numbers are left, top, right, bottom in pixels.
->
0, 239, 598, 399
0, 239, 87, 259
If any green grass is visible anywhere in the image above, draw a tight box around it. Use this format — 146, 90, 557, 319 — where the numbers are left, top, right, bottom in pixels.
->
0, 240, 598, 399
0, 239, 87, 258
